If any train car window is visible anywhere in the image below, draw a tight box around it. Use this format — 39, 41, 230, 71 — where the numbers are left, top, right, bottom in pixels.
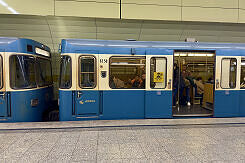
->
109, 56, 146, 89
60, 56, 72, 89
79, 56, 96, 89
150, 57, 167, 89
0, 55, 2, 89
10, 55, 37, 89
36, 58, 52, 87
221, 58, 237, 89
241, 58, 245, 89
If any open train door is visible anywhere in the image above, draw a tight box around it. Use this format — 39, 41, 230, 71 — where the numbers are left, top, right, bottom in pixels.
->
214, 52, 240, 117
0, 54, 8, 118
145, 50, 173, 118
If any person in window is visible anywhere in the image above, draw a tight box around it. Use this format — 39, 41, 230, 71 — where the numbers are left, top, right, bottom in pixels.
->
207, 77, 214, 84
131, 75, 142, 88
140, 74, 146, 89
113, 77, 124, 88
241, 77, 245, 88
194, 77, 204, 105
109, 76, 116, 88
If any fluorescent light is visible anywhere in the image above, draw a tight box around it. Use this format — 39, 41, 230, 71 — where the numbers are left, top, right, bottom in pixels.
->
188, 53, 195, 56
241, 62, 245, 66
180, 53, 187, 56
0, 0, 7, 7
207, 54, 214, 57
7, 7, 18, 14
197, 54, 208, 56
174, 53, 187, 56
0, 0, 19, 14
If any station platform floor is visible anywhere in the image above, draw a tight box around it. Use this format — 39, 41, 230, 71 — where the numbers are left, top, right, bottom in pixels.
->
0, 117, 245, 162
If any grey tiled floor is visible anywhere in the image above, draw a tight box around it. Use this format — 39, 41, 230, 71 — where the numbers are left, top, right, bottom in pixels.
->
0, 119, 245, 162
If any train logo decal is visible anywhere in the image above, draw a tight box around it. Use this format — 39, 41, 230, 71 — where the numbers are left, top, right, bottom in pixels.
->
79, 100, 96, 104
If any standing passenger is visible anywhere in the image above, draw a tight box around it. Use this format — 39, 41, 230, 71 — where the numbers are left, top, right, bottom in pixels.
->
181, 65, 191, 106
140, 74, 146, 89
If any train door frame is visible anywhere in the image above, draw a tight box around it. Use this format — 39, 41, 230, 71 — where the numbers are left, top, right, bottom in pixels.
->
172, 51, 215, 117
145, 54, 173, 118
74, 53, 100, 118
214, 55, 241, 117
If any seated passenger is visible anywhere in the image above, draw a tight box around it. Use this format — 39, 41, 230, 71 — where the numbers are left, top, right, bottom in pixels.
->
194, 77, 204, 104
131, 75, 142, 88
207, 77, 214, 84
113, 77, 125, 88
241, 77, 245, 88
109, 76, 116, 88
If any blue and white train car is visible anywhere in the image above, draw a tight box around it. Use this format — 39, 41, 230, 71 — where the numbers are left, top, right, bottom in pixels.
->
59, 39, 245, 121
0, 37, 54, 122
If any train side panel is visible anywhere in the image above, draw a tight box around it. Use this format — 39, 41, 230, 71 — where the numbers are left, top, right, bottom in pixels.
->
59, 90, 74, 121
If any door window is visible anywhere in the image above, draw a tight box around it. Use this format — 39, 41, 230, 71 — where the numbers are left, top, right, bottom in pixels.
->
60, 56, 72, 89
241, 58, 245, 89
150, 57, 167, 89
79, 56, 96, 89
221, 58, 237, 89
109, 57, 146, 89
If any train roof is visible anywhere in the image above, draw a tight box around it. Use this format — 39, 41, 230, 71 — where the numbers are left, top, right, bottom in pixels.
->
61, 39, 245, 56
0, 37, 50, 56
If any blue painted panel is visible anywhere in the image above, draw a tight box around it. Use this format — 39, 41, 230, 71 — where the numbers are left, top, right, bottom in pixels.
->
59, 90, 73, 121
0, 91, 8, 117
146, 49, 173, 55
61, 39, 245, 56
214, 90, 240, 117
101, 90, 144, 119
0, 37, 51, 56
216, 49, 245, 56
145, 91, 172, 118
239, 90, 245, 116
75, 91, 100, 116
0, 87, 53, 122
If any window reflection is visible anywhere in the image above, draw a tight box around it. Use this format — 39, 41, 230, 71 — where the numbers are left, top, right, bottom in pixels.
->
36, 58, 52, 87
60, 56, 72, 89
10, 55, 36, 89
79, 56, 96, 89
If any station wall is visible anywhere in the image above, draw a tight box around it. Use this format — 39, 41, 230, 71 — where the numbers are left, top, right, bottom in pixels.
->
1, 0, 245, 23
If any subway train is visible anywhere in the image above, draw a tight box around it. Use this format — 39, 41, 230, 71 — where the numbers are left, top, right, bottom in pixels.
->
0, 37, 54, 122
59, 39, 245, 121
